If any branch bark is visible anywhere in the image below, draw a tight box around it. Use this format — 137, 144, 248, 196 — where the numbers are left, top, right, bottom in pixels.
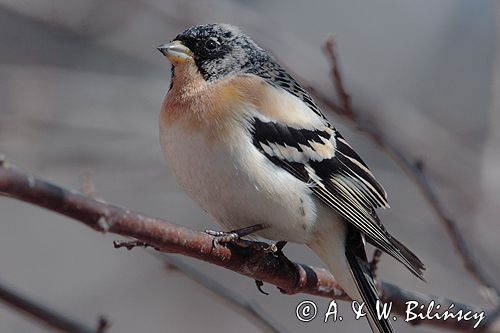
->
0, 159, 498, 332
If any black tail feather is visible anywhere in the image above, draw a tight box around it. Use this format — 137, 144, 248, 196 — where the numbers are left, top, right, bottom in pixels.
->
346, 230, 393, 333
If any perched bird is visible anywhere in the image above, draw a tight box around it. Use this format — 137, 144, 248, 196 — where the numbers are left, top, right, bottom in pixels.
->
158, 23, 424, 333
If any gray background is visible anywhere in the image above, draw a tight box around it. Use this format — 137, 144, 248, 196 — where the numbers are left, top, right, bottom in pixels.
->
0, 1, 498, 332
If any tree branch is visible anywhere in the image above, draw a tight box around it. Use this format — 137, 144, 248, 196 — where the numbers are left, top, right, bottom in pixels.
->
0, 278, 108, 333
0, 159, 498, 332
311, 36, 500, 306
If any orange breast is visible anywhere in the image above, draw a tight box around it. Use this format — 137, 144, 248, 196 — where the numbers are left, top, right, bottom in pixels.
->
161, 69, 321, 142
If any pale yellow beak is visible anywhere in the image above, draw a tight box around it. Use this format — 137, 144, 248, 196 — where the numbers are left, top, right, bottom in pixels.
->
157, 41, 194, 65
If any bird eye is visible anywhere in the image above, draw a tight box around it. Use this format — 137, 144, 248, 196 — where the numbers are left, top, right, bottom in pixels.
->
204, 38, 219, 51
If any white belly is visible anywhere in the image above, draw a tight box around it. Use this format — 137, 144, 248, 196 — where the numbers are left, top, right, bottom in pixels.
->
160, 120, 318, 243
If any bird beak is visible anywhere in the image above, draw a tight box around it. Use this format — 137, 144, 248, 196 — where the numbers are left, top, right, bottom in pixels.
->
157, 41, 194, 65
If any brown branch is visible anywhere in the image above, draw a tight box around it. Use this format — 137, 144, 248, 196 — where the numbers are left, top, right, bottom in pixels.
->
0, 158, 347, 300
0, 159, 498, 332
0, 278, 107, 333
324, 36, 352, 117
315, 36, 500, 306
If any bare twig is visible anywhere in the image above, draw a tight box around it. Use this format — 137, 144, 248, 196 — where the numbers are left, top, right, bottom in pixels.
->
0, 279, 106, 333
0, 160, 498, 332
318, 36, 500, 306
162, 254, 288, 333
119, 235, 283, 333
324, 36, 352, 117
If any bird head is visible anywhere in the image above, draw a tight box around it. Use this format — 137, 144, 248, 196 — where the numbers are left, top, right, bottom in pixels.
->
158, 23, 267, 83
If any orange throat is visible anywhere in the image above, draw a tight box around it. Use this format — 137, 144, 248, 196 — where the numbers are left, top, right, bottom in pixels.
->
162, 63, 209, 122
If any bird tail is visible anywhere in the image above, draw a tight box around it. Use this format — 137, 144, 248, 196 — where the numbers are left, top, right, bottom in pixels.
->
310, 221, 393, 333
345, 238, 393, 333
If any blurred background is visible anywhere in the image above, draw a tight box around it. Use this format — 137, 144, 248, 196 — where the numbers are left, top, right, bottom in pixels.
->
0, 0, 498, 332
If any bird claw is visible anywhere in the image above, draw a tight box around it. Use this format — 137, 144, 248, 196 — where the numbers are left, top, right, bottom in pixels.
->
205, 224, 269, 248
255, 280, 269, 295
205, 229, 240, 247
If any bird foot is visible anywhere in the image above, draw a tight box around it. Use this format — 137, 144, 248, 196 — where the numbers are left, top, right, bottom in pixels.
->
205, 229, 240, 246
205, 224, 268, 248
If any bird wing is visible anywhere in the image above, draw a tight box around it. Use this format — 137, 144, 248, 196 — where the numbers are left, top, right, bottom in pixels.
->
246, 71, 424, 279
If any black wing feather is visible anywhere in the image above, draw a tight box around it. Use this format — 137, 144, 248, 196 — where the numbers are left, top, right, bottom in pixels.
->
251, 117, 425, 280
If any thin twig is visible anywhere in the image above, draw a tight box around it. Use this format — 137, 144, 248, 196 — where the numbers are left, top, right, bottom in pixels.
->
318, 35, 500, 306
0, 279, 106, 333
122, 236, 279, 333
162, 254, 288, 333
324, 36, 352, 117
0, 160, 498, 332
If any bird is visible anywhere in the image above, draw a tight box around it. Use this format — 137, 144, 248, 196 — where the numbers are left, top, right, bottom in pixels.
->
157, 23, 424, 333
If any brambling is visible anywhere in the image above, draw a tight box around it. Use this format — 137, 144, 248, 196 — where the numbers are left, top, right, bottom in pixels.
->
158, 23, 424, 333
